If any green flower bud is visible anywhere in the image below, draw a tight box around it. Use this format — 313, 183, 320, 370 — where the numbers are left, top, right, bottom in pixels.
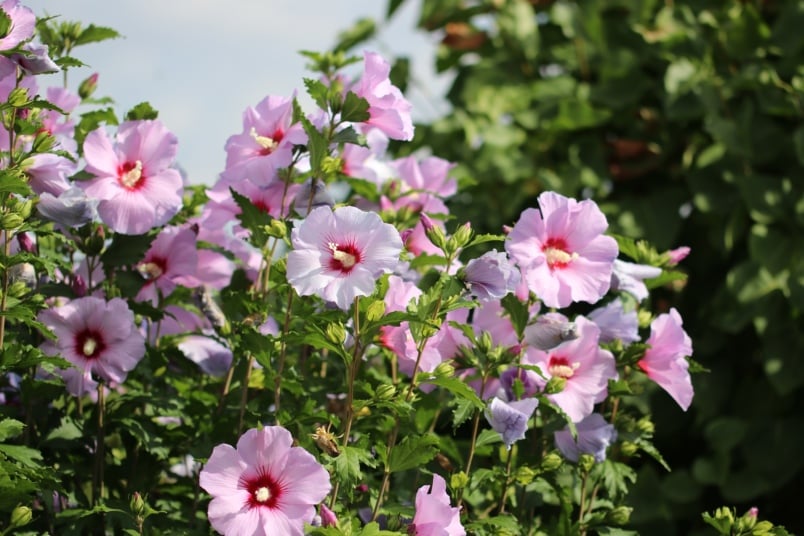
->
450, 471, 469, 490
321, 156, 343, 175
325, 322, 346, 345
10, 505, 33, 528
541, 452, 564, 472
434, 361, 456, 378
606, 506, 632, 526
365, 300, 385, 323
451, 222, 473, 249
636, 417, 655, 435
1, 213, 24, 230
637, 309, 653, 329
515, 465, 537, 485
544, 376, 567, 394
620, 441, 639, 457
78, 73, 99, 100
17, 199, 34, 219
32, 130, 56, 153
130, 492, 146, 517
266, 219, 287, 239
8, 280, 30, 297
375, 384, 396, 401
8, 87, 30, 108
751, 521, 774, 534
420, 214, 447, 251
578, 453, 596, 473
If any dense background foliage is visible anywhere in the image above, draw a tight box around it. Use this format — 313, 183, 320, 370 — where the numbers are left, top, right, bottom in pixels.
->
336, 0, 803, 533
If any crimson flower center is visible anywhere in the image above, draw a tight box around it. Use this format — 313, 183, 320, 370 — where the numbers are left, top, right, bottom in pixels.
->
542, 237, 577, 269
548, 356, 580, 379
118, 160, 145, 190
241, 468, 282, 509
137, 257, 167, 281
328, 242, 361, 274
75, 329, 106, 360
250, 127, 284, 156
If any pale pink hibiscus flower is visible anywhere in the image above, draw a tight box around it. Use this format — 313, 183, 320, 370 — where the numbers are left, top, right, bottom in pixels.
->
637, 308, 694, 411
554, 413, 618, 463
80, 120, 183, 235
199, 426, 331, 536
525, 316, 616, 422
286, 206, 402, 310
506, 192, 618, 308
135, 225, 200, 305
38, 297, 146, 396
354, 51, 414, 141
0, 0, 35, 51
411, 473, 465, 536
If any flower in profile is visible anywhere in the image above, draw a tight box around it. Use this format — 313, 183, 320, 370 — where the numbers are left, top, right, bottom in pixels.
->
485, 396, 539, 449
587, 300, 639, 344
36, 187, 98, 228
80, 120, 183, 235
199, 426, 331, 536
0, 1, 35, 51
524, 312, 579, 351
354, 51, 414, 141
411, 473, 465, 536
38, 297, 146, 396
286, 206, 402, 310
525, 316, 616, 422
463, 250, 521, 301
506, 192, 618, 308
637, 308, 693, 411
666, 246, 690, 266
554, 413, 617, 463
610, 260, 661, 302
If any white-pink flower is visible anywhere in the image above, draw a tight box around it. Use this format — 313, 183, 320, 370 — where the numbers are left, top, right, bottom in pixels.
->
411, 473, 465, 536
286, 206, 402, 310
199, 426, 331, 536
80, 120, 183, 235
38, 297, 146, 396
506, 192, 618, 308
355, 51, 414, 141
136, 225, 200, 305
638, 308, 694, 411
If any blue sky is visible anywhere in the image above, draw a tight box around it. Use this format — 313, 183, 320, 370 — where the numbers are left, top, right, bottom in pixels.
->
24, 0, 449, 184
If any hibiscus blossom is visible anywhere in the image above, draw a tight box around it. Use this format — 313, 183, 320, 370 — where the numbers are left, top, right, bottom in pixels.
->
506, 192, 618, 308
80, 120, 183, 235
199, 426, 331, 536
410, 474, 465, 536
554, 413, 618, 463
286, 206, 402, 310
38, 297, 146, 396
354, 51, 414, 141
135, 225, 200, 305
637, 308, 694, 411
0, 0, 35, 51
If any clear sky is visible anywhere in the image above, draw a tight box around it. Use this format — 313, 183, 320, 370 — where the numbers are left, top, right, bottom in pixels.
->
23, 0, 448, 185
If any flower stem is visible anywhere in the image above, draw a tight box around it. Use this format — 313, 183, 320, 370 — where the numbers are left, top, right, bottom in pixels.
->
273, 291, 294, 423
457, 370, 490, 508
93, 383, 106, 511
498, 446, 515, 514
237, 353, 255, 435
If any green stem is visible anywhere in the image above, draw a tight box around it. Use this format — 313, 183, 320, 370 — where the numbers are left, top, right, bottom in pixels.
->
93, 383, 106, 508
237, 353, 255, 435
498, 447, 515, 514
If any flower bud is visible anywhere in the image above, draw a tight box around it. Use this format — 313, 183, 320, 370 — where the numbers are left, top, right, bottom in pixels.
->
420, 213, 446, 251
606, 506, 632, 526
72, 274, 88, 297
1, 213, 24, 230
578, 453, 595, 473
9, 505, 33, 528
543, 376, 566, 394
16, 232, 35, 253
541, 452, 563, 472
8, 87, 30, 108
319, 504, 338, 528
266, 219, 287, 239
129, 492, 146, 517
325, 322, 346, 345
433, 361, 456, 378
636, 417, 655, 435
620, 441, 639, 457
79, 73, 99, 100
515, 465, 537, 485
375, 384, 396, 401
450, 471, 469, 490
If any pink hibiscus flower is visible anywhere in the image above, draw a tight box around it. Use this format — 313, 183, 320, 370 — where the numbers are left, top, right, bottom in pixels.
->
506, 192, 618, 308
199, 426, 331, 536
0, 0, 35, 51
135, 225, 200, 305
637, 308, 694, 411
411, 473, 465, 536
354, 51, 414, 141
286, 206, 402, 310
38, 297, 146, 396
525, 316, 616, 422
80, 120, 184, 235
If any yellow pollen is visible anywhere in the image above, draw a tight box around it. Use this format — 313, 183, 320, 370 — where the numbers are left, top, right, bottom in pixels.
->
137, 262, 164, 280
544, 247, 577, 266
82, 338, 98, 357
250, 127, 278, 151
120, 160, 143, 188
329, 242, 356, 268
549, 361, 580, 379
254, 486, 271, 503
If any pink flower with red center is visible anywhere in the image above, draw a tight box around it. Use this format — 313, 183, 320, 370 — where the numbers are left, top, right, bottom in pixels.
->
637, 308, 694, 411
0, 1, 35, 51
199, 426, 331, 536
135, 225, 200, 305
411, 473, 465, 536
506, 192, 618, 308
80, 120, 183, 235
224, 94, 306, 178
37, 297, 146, 396
354, 51, 414, 141
286, 206, 403, 310
524, 316, 616, 422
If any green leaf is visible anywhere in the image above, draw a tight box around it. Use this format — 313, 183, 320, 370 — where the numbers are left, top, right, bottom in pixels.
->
634, 438, 671, 471
334, 18, 376, 53
75, 24, 121, 46
475, 428, 503, 448
341, 91, 370, 123
231, 188, 272, 247
0, 444, 43, 467
332, 445, 375, 485
100, 232, 154, 268
420, 375, 484, 409
388, 433, 439, 473
125, 101, 159, 121
0, 419, 24, 442
501, 293, 529, 340
304, 78, 329, 111
299, 111, 329, 173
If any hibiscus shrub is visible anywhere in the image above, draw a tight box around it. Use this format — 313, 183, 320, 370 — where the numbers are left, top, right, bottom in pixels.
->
0, 3, 794, 536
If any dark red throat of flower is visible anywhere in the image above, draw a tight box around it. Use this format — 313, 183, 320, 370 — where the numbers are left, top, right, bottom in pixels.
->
74, 329, 107, 360
241, 469, 282, 509
328, 242, 361, 274
542, 237, 574, 270
118, 160, 146, 191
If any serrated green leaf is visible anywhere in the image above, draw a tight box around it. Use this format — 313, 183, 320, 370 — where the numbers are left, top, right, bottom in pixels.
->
0, 419, 24, 442
75, 24, 121, 46
420, 375, 484, 409
388, 433, 439, 473
634, 438, 671, 471
501, 293, 529, 340
341, 91, 371, 123
125, 101, 159, 121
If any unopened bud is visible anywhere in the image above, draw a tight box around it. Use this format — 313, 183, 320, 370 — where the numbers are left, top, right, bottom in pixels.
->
541, 452, 563, 472
515, 465, 537, 485
16, 232, 36, 253
266, 219, 287, 239
78, 72, 99, 100
8, 87, 30, 107
1, 213, 24, 230
375, 384, 396, 401
9, 505, 33, 528
543, 376, 567, 394
578, 453, 595, 473
365, 300, 385, 323
606, 506, 632, 526
129, 492, 146, 517
450, 471, 469, 490
620, 441, 639, 457
420, 213, 446, 251
451, 222, 473, 248
434, 361, 456, 378
325, 323, 346, 345
72, 274, 87, 297
636, 417, 655, 435
319, 504, 338, 527
32, 130, 56, 153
